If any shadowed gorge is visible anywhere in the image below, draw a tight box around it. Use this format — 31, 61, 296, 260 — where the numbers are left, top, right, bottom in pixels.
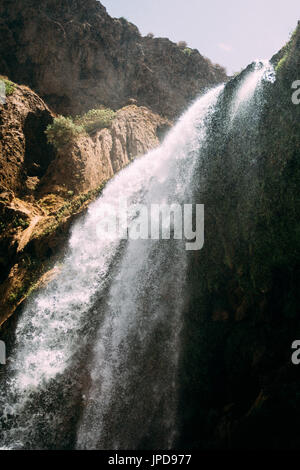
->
0, 0, 299, 452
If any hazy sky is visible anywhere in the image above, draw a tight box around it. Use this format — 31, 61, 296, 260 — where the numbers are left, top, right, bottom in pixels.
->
102, 0, 299, 74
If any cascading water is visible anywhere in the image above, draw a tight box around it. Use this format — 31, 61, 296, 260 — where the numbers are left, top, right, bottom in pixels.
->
0, 59, 277, 449
0, 85, 224, 450
230, 60, 276, 122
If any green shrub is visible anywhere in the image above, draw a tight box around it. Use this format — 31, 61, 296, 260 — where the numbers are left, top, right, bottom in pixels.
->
45, 109, 115, 149
8, 285, 27, 304
0, 76, 15, 98
183, 47, 193, 56
45, 116, 84, 150
4, 79, 15, 96
75, 108, 115, 134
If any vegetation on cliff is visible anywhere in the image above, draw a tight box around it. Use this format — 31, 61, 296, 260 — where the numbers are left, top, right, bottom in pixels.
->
74, 108, 115, 134
45, 116, 84, 149
45, 108, 116, 150
0, 75, 15, 96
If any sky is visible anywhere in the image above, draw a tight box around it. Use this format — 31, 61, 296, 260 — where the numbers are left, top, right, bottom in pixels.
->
102, 0, 299, 74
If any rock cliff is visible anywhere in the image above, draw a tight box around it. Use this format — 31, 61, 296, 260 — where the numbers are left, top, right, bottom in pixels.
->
2, 0, 298, 451
40, 105, 169, 195
0, 0, 223, 327
0, 81, 169, 326
178, 23, 300, 450
0, 0, 227, 119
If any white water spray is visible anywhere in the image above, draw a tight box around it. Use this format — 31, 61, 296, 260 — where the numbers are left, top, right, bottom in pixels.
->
230, 60, 276, 121
0, 85, 223, 450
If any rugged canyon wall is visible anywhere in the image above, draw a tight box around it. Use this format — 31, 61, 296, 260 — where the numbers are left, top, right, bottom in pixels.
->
0, 0, 227, 119
40, 105, 169, 195
0, 0, 225, 327
178, 24, 300, 449
0, 81, 169, 326
1, 0, 299, 451
0, 0, 227, 329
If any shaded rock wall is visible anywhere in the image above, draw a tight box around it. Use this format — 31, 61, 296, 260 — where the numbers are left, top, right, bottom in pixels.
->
0, 0, 227, 119
178, 23, 300, 450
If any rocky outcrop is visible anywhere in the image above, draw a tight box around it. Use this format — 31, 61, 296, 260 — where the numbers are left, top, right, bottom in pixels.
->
0, 0, 227, 119
0, 81, 56, 196
0, 81, 170, 326
0, 0, 224, 325
39, 105, 170, 195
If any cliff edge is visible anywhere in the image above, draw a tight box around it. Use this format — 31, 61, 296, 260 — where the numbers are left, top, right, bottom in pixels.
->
0, 0, 227, 119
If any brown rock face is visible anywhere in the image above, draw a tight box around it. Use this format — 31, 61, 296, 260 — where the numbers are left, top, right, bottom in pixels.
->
0, 0, 227, 119
0, 83, 56, 196
40, 105, 170, 195
0, 82, 170, 326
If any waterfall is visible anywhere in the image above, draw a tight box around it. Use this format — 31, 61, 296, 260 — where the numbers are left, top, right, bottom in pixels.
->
0, 85, 224, 450
230, 60, 276, 122
0, 59, 278, 449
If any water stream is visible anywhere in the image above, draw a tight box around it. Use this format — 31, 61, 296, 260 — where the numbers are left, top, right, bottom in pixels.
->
0, 62, 275, 449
